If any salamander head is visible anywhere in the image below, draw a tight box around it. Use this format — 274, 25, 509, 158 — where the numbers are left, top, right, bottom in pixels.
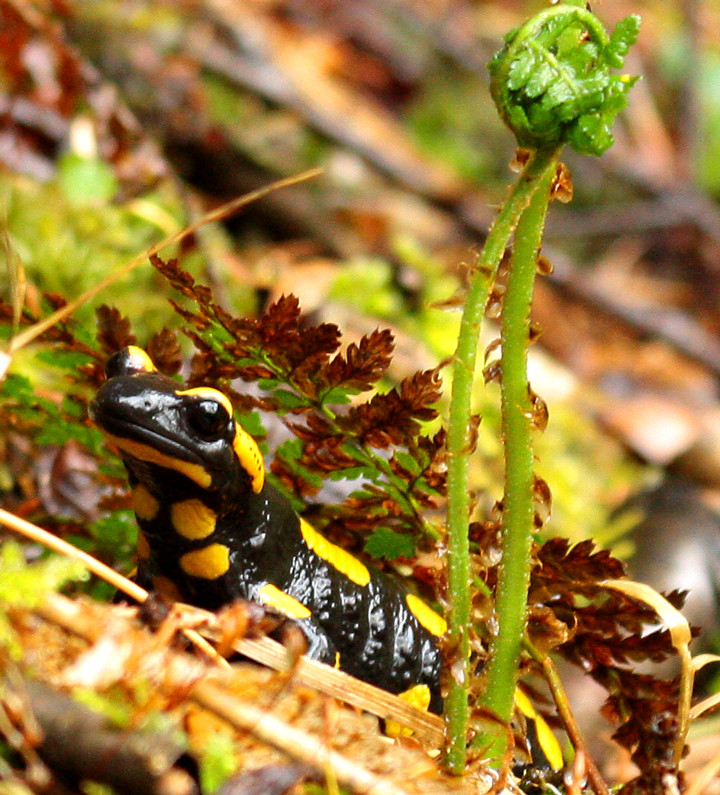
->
90, 346, 264, 498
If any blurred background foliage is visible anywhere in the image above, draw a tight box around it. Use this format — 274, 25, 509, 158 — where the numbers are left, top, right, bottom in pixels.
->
4, 0, 720, 783
3, 0, 720, 553
3, 0, 720, 562
0, 0, 718, 645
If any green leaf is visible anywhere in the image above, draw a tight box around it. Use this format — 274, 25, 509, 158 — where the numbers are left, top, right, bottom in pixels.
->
570, 112, 612, 156
37, 417, 104, 451
320, 386, 353, 405
349, 488, 375, 501
257, 378, 281, 390
393, 451, 422, 477
489, 4, 641, 155
364, 527, 416, 560
604, 15, 642, 69
199, 734, 240, 794
327, 466, 375, 481
275, 438, 324, 488
507, 49, 537, 91
236, 410, 266, 439
89, 511, 138, 560
277, 437, 302, 461
270, 389, 308, 411
1, 372, 33, 401
524, 61, 556, 99
2, 373, 69, 428
412, 479, 442, 498
339, 441, 379, 467
35, 348, 95, 371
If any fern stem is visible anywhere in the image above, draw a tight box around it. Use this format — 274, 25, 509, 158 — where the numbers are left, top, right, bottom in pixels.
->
478, 148, 558, 758
524, 638, 611, 795
444, 146, 559, 773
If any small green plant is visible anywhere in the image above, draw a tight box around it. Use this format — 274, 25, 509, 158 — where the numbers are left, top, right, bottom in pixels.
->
443, 0, 640, 771
0, 541, 87, 658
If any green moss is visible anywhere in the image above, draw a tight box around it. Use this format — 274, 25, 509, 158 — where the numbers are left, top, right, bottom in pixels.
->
2, 173, 184, 332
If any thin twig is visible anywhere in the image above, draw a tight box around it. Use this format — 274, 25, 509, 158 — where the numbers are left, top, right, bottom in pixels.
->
0, 507, 227, 667
525, 641, 610, 795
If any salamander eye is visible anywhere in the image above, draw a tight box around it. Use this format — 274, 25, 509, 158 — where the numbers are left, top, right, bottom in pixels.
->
186, 399, 231, 440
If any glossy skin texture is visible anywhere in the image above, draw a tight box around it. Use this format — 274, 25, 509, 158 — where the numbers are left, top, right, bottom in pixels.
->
91, 348, 443, 711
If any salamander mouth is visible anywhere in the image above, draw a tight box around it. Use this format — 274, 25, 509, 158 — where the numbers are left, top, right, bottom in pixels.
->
91, 403, 198, 460
90, 402, 213, 488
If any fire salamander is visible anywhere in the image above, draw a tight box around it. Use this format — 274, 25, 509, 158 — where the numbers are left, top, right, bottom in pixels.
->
91, 347, 446, 714
91, 346, 566, 768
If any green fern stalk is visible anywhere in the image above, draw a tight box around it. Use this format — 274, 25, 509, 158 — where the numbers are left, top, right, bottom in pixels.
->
479, 152, 557, 748
444, 0, 640, 771
444, 146, 560, 773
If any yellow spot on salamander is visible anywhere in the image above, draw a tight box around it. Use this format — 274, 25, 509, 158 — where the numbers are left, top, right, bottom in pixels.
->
101, 431, 212, 488
126, 346, 157, 373
406, 594, 447, 637
232, 428, 265, 493
385, 684, 432, 738
300, 519, 370, 587
152, 575, 182, 602
514, 687, 564, 772
179, 544, 230, 580
171, 499, 217, 540
258, 584, 312, 619
136, 531, 151, 560
132, 484, 159, 521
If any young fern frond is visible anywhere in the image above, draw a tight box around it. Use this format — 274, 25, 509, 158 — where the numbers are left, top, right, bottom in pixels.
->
489, 3, 640, 155
151, 255, 446, 555
444, 0, 640, 770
